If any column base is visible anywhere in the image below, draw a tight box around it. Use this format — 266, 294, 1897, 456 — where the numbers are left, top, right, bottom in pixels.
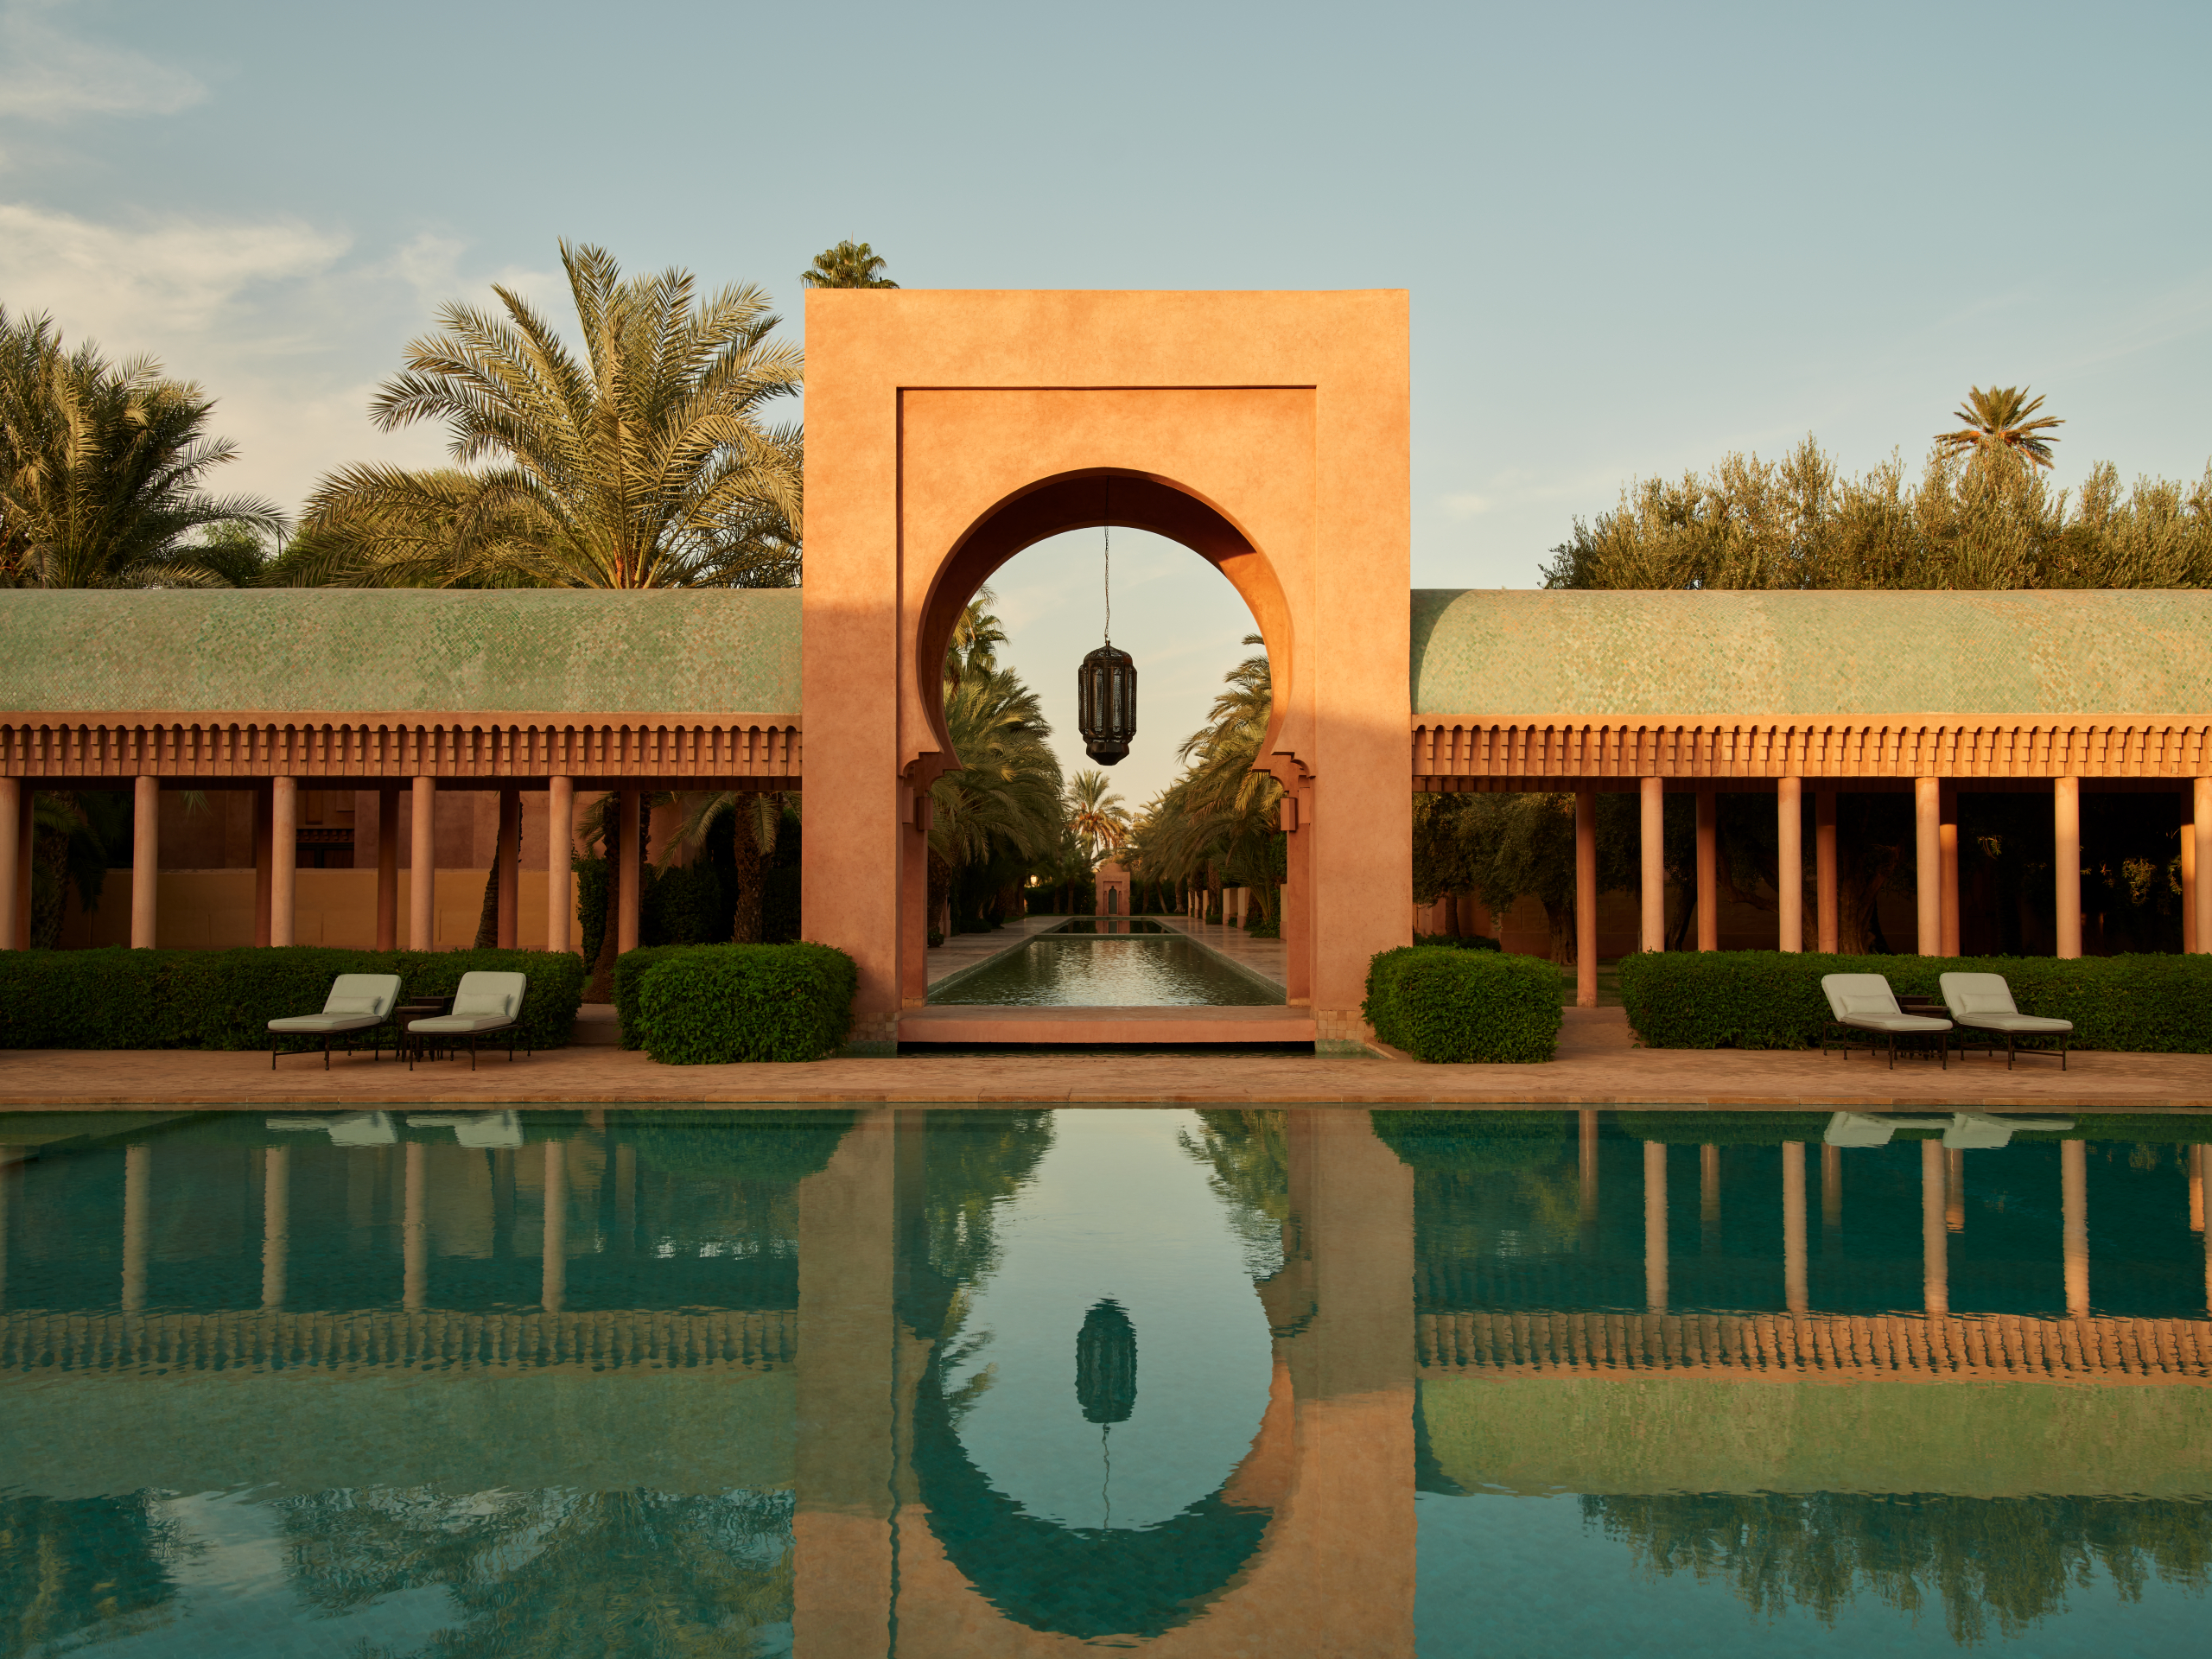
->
1315, 1008, 1376, 1054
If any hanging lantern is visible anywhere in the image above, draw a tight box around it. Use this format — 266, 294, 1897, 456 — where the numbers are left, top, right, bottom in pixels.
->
1077, 482, 1137, 766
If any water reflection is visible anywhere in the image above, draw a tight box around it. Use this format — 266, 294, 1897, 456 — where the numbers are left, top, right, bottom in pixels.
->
0, 1107, 2208, 1655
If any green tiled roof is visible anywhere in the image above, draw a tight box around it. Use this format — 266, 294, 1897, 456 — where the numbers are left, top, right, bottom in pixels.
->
1413, 589, 2212, 717
0, 589, 802, 715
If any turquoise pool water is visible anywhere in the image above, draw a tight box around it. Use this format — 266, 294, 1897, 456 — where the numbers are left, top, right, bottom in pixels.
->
929, 919, 1282, 1006
2, 1107, 2208, 1655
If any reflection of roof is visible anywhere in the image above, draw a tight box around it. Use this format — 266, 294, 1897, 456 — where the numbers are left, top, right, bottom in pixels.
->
1412, 589, 2212, 718
0, 588, 802, 715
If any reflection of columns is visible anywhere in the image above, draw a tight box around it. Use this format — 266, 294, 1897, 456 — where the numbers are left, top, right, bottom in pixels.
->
1699, 1145, 1720, 1255
270, 776, 298, 947
1639, 777, 1664, 953
2196, 778, 2212, 957
1821, 1142, 1842, 1248
260, 1147, 289, 1310
2191, 1143, 2204, 1234
1782, 1141, 1807, 1316
1815, 787, 1839, 953
541, 1137, 566, 1313
253, 785, 273, 947
1921, 1140, 1948, 1315
615, 1141, 637, 1249
1947, 1147, 1965, 1232
410, 777, 436, 950
546, 776, 575, 954
404, 1141, 428, 1311
617, 789, 643, 955
375, 787, 400, 951
1777, 777, 1802, 952
2063, 1139, 2088, 1318
1914, 777, 1941, 955
1938, 782, 1960, 957
0, 777, 20, 950
1695, 788, 1718, 950
1574, 788, 1598, 1007
2054, 777, 2082, 960
123, 1145, 149, 1315
1578, 1110, 1599, 1249
1643, 1141, 1668, 1312
496, 787, 521, 949
131, 775, 160, 948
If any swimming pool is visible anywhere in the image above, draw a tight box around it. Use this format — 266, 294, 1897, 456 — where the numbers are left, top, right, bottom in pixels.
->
2, 1106, 2207, 1655
928, 919, 1283, 1007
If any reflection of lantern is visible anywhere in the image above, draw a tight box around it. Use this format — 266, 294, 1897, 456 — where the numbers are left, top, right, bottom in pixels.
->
1078, 645, 1137, 766
1077, 1298, 1137, 1424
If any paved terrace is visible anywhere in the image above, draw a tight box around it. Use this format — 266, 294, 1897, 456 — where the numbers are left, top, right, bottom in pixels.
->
7, 1011, 2212, 1109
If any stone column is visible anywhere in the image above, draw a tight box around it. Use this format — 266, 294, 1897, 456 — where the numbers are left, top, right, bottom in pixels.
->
1821, 1142, 1842, 1246
131, 775, 160, 948
2054, 777, 2082, 960
375, 787, 400, 951
1921, 1139, 1948, 1315
1815, 787, 1839, 953
410, 777, 436, 950
1695, 787, 1718, 950
6, 781, 29, 950
270, 777, 298, 947
616, 789, 643, 956
546, 777, 575, 953
1699, 1144, 1721, 1255
0, 777, 20, 950
122, 1144, 150, 1315
1643, 1141, 1668, 1312
404, 1140, 428, 1312
496, 787, 521, 949
2196, 779, 2212, 956
2063, 1138, 2088, 1318
542, 1137, 567, 1313
1938, 782, 1961, 957
1578, 1109, 1600, 1251
261, 1147, 289, 1311
1783, 1141, 1807, 1316
1574, 787, 1598, 1007
253, 785, 273, 947
1915, 777, 1941, 956
1639, 776, 1664, 953
1777, 777, 1802, 953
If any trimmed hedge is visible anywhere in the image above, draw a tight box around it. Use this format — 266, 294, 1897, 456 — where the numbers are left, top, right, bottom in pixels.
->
610, 945, 690, 1049
0, 947, 585, 1052
1412, 933, 1501, 951
1618, 950, 2212, 1052
1363, 947, 1563, 1064
633, 943, 858, 1064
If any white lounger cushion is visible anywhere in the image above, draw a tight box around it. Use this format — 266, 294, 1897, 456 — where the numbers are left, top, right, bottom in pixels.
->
408, 1014, 516, 1033
270, 972, 404, 1035
410, 970, 527, 1034
1940, 972, 2072, 1034
1958, 1011, 2072, 1033
451, 991, 512, 1018
1841, 1012, 1952, 1032
268, 1013, 385, 1033
1820, 972, 1950, 1030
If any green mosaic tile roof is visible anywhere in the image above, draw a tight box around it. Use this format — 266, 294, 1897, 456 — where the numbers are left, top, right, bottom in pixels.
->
1412, 589, 2212, 718
0, 589, 802, 715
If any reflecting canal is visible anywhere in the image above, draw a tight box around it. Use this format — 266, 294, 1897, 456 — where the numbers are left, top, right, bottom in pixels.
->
928, 919, 1283, 1007
2, 1107, 2209, 1655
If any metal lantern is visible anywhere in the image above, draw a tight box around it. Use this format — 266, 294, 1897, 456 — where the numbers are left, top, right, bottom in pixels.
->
1078, 644, 1137, 766
1077, 481, 1137, 766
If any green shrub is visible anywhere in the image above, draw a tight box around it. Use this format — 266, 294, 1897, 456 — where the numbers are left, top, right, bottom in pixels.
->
1412, 932, 1501, 951
0, 946, 584, 1052
1618, 950, 2212, 1052
1363, 947, 1563, 1063
611, 945, 690, 1049
634, 943, 858, 1064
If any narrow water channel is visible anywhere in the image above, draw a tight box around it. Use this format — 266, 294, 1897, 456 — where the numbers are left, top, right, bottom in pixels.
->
930, 919, 1282, 1006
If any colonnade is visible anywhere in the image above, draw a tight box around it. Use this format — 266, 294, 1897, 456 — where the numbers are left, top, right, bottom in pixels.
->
1571, 777, 2212, 1007
0, 774, 611, 955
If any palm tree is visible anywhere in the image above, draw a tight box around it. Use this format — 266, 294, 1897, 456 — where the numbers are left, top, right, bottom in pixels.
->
299, 241, 803, 588
1935, 385, 2064, 471
0, 308, 282, 588
800, 239, 899, 289
1065, 769, 1130, 865
661, 787, 790, 942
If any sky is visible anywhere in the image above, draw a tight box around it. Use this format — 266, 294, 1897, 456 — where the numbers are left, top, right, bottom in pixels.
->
4, 0, 2209, 804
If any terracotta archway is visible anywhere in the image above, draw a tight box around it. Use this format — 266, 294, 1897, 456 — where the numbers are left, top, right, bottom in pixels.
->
802, 290, 1411, 1050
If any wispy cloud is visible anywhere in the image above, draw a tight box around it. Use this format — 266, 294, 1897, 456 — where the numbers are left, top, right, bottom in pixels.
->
0, 0, 206, 122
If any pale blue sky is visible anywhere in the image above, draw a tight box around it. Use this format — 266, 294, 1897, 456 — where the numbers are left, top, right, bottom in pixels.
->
4, 0, 2208, 801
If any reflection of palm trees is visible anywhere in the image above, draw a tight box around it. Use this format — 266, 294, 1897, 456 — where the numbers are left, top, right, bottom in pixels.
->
0, 1493, 187, 1656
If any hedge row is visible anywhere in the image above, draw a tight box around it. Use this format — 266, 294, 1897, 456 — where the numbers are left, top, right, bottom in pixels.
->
1617, 950, 2212, 1052
0, 947, 586, 1052
1363, 948, 1562, 1063
629, 943, 859, 1064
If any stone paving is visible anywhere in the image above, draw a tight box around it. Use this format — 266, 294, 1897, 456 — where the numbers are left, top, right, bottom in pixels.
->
4, 1008, 2209, 1111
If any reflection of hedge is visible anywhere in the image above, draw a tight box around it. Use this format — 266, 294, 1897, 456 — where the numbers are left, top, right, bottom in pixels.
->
0, 946, 584, 1052
613, 1110, 856, 1183
634, 943, 857, 1063
1619, 950, 2212, 1052
1374, 1110, 1572, 1172
1363, 948, 1561, 1062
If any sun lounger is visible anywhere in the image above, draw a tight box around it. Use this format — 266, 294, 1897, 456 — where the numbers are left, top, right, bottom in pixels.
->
1819, 974, 1952, 1069
266, 1111, 398, 1146
406, 972, 529, 1070
407, 1110, 525, 1148
266, 974, 404, 1070
1825, 1110, 2076, 1149
1938, 972, 2073, 1070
